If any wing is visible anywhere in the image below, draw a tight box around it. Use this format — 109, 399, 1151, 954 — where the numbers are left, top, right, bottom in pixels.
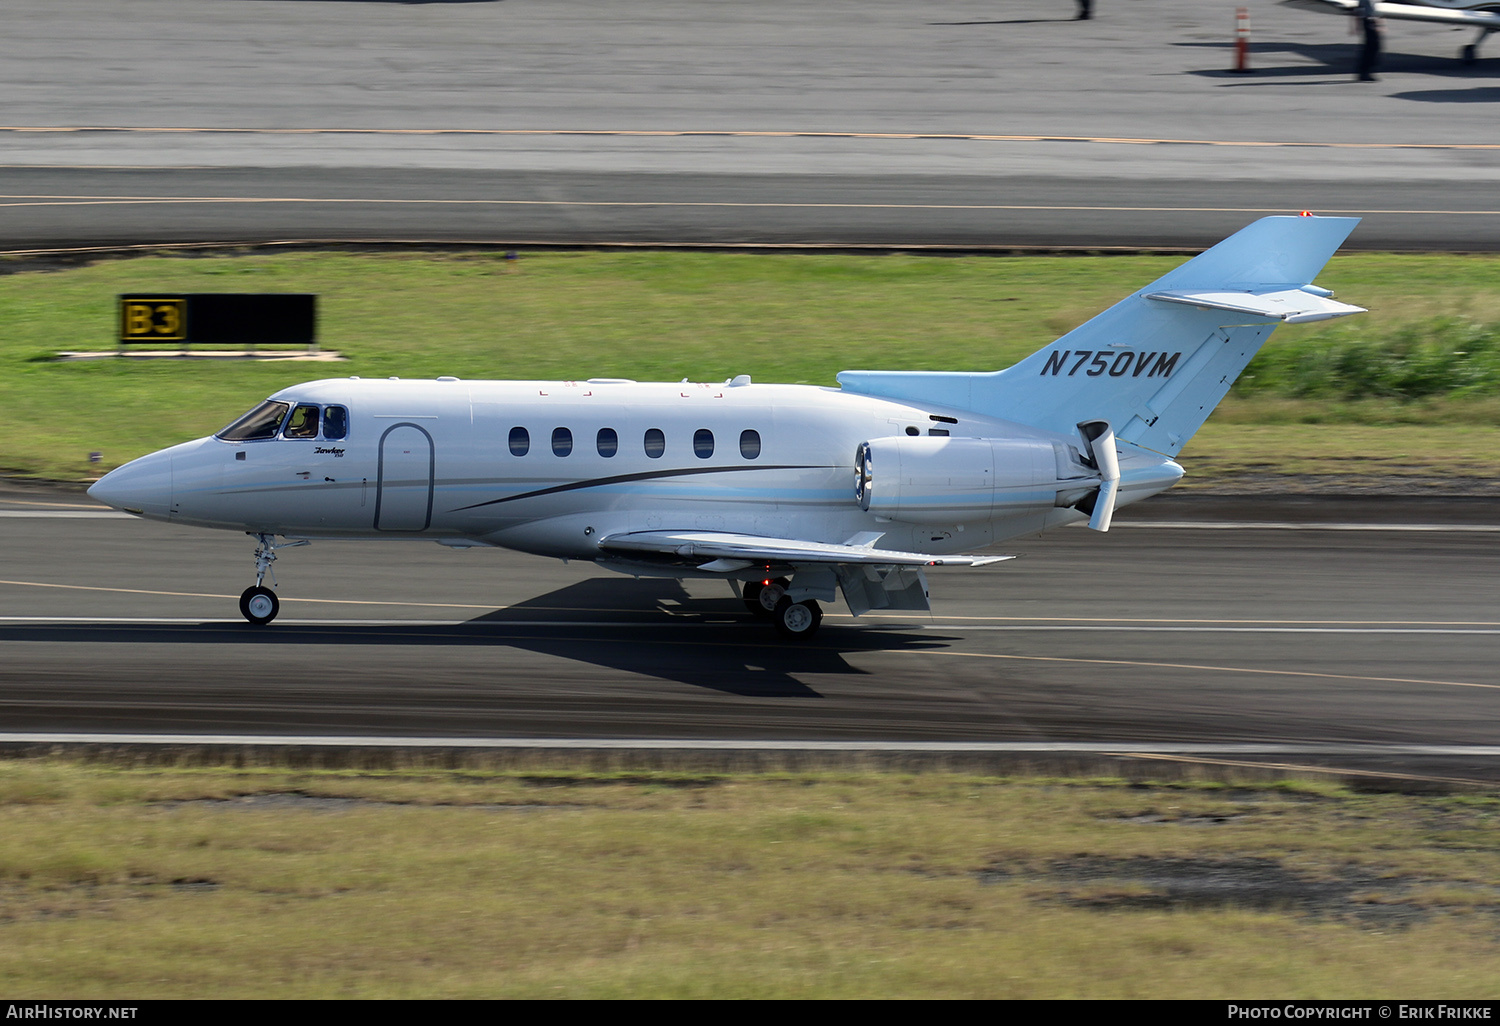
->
1282, 0, 1500, 27
598, 529, 1012, 569
598, 531, 1013, 617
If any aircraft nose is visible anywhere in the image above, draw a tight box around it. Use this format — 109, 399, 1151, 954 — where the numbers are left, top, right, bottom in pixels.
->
88, 449, 174, 520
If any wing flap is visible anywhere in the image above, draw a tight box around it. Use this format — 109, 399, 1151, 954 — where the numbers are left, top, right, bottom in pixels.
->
599, 530, 1012, 568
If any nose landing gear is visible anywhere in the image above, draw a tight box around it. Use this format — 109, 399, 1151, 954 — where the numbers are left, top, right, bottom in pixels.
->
239, 533, 308, 625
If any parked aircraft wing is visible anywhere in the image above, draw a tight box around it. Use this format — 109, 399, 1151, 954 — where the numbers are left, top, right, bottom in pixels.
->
1145, 287, 1366, 324
598, 530, 1013, 568
1281, 1, 1500, 27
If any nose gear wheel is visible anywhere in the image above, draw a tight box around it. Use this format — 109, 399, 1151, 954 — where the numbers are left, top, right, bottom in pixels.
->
239, 585, 280, 626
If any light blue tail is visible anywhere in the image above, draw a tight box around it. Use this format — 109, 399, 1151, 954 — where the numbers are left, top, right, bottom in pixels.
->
838, 216, 1363, 456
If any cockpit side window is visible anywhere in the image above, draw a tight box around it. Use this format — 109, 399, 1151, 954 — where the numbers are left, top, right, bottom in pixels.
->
283, 404, 320, 439
322, 406, 349, 440
216, 400, 290, 441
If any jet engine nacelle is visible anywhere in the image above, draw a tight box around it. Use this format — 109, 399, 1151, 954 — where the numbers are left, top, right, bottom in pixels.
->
855, 435, 1086, 524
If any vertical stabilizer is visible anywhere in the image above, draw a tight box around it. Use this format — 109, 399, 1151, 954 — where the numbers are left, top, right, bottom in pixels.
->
838, 216, 1363, 456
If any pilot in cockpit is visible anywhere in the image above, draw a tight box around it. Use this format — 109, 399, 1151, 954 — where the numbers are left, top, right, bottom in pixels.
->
282, 404, 320, 439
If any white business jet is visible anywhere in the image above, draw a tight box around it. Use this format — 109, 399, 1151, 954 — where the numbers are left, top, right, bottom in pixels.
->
1282, 1, 1500, 64
88, 216, 1365, 639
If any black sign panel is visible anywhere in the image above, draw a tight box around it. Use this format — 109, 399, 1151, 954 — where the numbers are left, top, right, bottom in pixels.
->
119, 294, 316, 345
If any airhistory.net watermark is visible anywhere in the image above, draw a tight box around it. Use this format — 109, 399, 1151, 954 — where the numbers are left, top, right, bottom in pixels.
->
5, 1008, 137, 1020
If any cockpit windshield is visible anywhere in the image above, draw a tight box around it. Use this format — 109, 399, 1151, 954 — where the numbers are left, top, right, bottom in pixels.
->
216, 400, 290, 441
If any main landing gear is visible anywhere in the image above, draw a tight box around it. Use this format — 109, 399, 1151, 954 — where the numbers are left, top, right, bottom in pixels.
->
239, 533, 308, 626
742, 578, 824, 639
742, 577, 789, 618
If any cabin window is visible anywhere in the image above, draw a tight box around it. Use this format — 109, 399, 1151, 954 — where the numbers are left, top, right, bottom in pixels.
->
693, 429, 714, 459
552, 427, 573, 457
739, 429, 761, 459
905, 426, 919, 436
644, 428, 665, 459
597, 427, 618, 458
928, 428, 950, 437
509, 426, 530, 457
216, 400, 290, 442
322, 406, 349, 440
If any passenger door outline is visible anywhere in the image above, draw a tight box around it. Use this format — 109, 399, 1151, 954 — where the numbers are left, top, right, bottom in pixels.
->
374, 422, 435, 531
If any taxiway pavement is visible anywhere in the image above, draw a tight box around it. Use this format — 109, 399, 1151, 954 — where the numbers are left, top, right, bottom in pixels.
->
3, 1, 1498, 252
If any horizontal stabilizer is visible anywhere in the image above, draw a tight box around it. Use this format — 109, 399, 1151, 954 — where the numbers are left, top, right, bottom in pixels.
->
600, 530, 1012, 568
1146, 287, 1365, 324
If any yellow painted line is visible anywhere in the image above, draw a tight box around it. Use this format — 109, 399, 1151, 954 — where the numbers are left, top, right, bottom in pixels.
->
50, 622, 1490, 696
0, 195, 1305, 211
2, 576, 1493, 690
1, 126, 1497, 151
0, 578, 718, 616
914, 648, 1500, 692
2, 579, 1494, 628
0, 578, 497, 610
856, 614, 1500, 627
0, 498, 107, 510
2, 195, 1498, 217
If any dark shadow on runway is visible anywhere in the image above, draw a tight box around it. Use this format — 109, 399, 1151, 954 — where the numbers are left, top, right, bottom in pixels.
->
459, 577, 953, 696
1391, 86, 1500, 102
0, 577, 955, 698
1178, 41, 1489, 80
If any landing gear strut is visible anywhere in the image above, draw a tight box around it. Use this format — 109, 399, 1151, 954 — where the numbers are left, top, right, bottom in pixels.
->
239, 533, 307, 626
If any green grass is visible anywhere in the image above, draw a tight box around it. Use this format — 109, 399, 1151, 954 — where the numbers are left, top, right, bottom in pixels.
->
1, 758, 1499, 998
2, 248, 1499, 484
1238, 318, 1500, 402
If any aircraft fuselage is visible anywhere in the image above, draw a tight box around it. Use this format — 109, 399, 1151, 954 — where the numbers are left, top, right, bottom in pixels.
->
99, 375, 1182, 561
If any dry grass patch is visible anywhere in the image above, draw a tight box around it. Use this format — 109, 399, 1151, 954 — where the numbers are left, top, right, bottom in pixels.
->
0, 761, 1498, 997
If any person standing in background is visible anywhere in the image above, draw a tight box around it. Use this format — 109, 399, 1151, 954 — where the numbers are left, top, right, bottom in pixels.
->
1353, 0, 1383, 81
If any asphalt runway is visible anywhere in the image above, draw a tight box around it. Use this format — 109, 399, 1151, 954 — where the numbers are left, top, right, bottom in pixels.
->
3, 3, 1498, 781
3, 486, 1498, 781
3, 1, 1499, 252
6, 165, 1500, 252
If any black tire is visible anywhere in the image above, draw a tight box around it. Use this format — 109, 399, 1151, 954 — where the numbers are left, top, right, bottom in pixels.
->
239, 585, 280, 626
772, 596, 822, 639
743, 577, 789, 619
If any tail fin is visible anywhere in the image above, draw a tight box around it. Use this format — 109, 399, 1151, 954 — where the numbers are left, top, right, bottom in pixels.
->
838, 216, 1364, 456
